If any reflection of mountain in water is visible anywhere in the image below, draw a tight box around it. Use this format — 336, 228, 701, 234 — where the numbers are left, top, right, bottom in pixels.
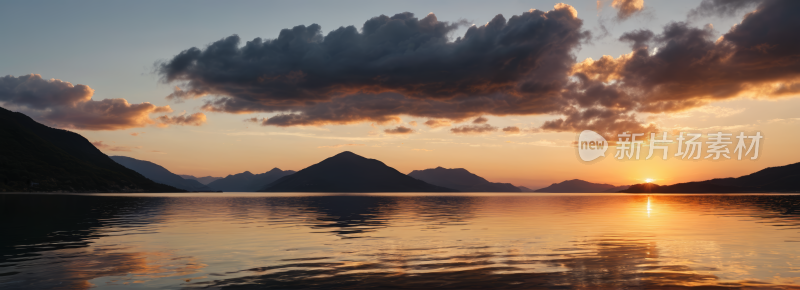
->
188, 235, 734, 289
5, 194, 800, 289
0, 194, 202, 289
250, 195, 482, 238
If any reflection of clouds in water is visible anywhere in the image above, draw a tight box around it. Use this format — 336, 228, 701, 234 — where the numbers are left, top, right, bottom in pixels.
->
4, 247, 205, 289
190, 235, 761, 289
4, 194, 800, 289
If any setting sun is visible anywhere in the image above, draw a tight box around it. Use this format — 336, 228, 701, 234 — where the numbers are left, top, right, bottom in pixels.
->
645, 178, 655, 183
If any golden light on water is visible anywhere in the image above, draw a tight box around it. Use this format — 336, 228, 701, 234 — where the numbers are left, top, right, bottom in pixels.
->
647, 196, 652, 218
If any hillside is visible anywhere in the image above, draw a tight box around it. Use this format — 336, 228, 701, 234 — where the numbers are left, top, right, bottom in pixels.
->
110, 156, 212, 191
0, 107, 180, 192
207, 168, 295, 192
408, 167, 520, 192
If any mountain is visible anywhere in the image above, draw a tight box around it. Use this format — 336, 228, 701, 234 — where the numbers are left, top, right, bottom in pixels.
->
623, 162, 800, 193
602, 185, 631, 193
110, 156, 212, 191
207, 168, 295, 192
408, 167, 520, 192
262, 151, 454, 192
518, 186, 535, 192
534, 179, 617, 193
179, 175, 222, 185
0, 107, 180, 192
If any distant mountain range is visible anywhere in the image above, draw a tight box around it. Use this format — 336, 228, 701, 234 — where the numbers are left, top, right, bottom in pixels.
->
262, 151, 453, 192
623, 162, 800, 193
179, 175, 222, 185
408, 167, 520, 192
206, 168, 295, 192
110, 156, 212, 192
534, 179, 629, 193
0, 107, 180, 192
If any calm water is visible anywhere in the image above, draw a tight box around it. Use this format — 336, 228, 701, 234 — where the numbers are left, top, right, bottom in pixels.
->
2, 193, 800, 289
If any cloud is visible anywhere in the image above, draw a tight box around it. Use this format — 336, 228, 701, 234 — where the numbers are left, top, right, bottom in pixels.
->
424, 119, 452, 128
450, 124, 498, 134
412, 148, 433, 151
688, 0, 761, 19
472, 116, 488, 124
130, 132, 145, 136
92, 141, 134, 152
318, 143, 365, 148
155, 1, 800, 137
159, 6, 588, 126
502, 126, 521, 134
384, 126, 414, 134
157, 112, 207, 126
408, 121, 417, 127
611, 0, 645, 20
541, 108, 656, 138
561, 0, 800, 134
0, 74, 204, 130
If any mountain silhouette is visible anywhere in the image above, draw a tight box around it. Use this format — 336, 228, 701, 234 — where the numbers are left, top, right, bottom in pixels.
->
534, 179, 619, 193
179, 175, 222, 185
518, 186, 535, 192
408, 167, 520, 192
602, 185, 632, 193
0, 107, 180, 192
262, 151, 455, 192
207, 168, 295, 192
110, 156, 212, 191
623, 161, 800, 193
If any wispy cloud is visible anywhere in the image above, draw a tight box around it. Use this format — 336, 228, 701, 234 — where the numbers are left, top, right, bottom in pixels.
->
92, 141, 136, 152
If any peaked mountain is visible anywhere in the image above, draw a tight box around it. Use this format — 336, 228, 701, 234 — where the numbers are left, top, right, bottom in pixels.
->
534, 179, 618, 193
0, 107, 180, 192
110, 156, 212, 191
262, 151, 454, 192
207, 168, 295, 192
408, 167, 520, 192
623, 162, 800, 193
179, 175, 222, 185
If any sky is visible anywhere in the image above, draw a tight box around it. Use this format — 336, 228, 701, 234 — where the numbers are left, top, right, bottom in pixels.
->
2, 0, 799, 189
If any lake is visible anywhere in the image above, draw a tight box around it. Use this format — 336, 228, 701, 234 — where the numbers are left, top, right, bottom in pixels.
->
2, 193, 800, 289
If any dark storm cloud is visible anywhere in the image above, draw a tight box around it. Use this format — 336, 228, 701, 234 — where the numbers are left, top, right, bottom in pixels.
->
688, 0, 762, 18
564, 0, 800, 130
0, 74, 205, 130
450, 124, 498, 134
618, 29, 654, 50
384, 126, 414, 134
159, 5, 588, 125
158, 1, 800, 136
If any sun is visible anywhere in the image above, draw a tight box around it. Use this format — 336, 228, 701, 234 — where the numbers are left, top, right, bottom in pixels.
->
645, 178, 655, 183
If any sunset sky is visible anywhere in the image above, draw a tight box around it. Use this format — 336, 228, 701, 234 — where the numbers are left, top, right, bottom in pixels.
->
2, 0, 799, 189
